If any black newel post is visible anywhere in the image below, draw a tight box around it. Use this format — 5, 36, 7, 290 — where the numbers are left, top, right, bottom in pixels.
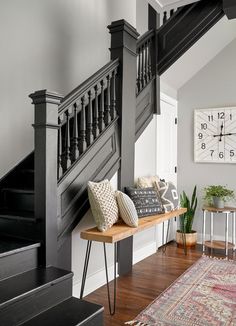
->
108, 20, 139, 275
29, 90, 63, 267
149, 4, 160, 114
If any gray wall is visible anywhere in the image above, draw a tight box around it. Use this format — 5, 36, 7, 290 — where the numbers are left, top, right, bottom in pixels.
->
0, 0, 135, 179
178, 39, 236, 238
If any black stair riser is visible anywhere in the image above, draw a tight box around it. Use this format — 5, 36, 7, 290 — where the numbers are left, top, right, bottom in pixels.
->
17, 170, 34, 189
3, 190, 34, 212
0, 219, 39, 241
0, 277, 72, 326
0, 247, 38, 280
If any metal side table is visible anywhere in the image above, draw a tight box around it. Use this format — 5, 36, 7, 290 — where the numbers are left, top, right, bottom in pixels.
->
202, 206, 236, 257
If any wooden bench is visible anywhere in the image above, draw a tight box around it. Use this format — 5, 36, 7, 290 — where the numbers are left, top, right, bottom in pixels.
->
80, 208, 187, 315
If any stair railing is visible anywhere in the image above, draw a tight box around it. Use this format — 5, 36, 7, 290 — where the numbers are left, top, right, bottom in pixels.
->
136, 30, 155, 95
57, 59, 119, 180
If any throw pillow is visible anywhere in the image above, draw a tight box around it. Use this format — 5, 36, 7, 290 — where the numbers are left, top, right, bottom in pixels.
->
125, 187, 164, 217
88, 180, 118, 232
136, 175, 160, 188
116, 191, 138, 227
156, 181, 179, 212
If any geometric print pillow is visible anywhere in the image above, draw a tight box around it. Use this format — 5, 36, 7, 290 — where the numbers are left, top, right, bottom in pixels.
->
125, 187, 165, 217
116, 191, 138, 227
156, 181, 179, 212
87, 180, 119, 232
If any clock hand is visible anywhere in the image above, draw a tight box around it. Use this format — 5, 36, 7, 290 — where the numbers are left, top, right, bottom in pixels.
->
213, 132, 236, 137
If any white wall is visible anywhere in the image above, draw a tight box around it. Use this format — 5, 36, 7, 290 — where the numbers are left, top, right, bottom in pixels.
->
178, 39, 236, 241
0, 0, 136, 179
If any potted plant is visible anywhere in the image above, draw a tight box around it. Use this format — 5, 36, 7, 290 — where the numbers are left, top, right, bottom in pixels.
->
176, 185, 197, 248
203, 185, 235, 209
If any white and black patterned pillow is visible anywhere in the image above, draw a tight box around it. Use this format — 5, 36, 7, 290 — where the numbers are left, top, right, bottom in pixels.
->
125, 187, 164, 217
116, 191, 138, 227
156, 181, 179, 212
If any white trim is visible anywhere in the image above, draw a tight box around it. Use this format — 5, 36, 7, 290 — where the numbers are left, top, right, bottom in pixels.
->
73, 241, 156, 297
160, 92, 178, 107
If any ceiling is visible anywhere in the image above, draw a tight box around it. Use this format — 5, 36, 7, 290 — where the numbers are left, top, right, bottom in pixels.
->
161, 16, 236, 91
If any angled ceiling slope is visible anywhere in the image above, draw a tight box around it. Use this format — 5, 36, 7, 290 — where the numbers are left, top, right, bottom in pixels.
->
161, 16, 236, 91
156, 0, 200, 9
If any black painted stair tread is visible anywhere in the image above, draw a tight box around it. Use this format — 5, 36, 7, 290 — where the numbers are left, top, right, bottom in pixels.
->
21, 297, 104, 326
0, 236, 40, 258
0, 267, 73, 308
0, 209, 35, 221
2, 187, 34, 193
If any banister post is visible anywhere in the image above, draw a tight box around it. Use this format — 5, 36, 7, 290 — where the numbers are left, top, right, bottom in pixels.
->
108, 20, 139, 276
148, 4, 160, 114
29, 89, 63, 267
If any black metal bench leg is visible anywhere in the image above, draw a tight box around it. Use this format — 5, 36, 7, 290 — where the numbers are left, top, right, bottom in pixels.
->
80, 240, 92, 299
103, 242, 117, 315
162, 219, 170, 253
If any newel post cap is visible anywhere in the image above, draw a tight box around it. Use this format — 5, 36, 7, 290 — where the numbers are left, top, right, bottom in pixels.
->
29, 89, 64, 105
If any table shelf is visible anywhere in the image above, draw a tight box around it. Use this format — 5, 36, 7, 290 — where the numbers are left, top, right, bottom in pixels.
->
204, 240, 234, 250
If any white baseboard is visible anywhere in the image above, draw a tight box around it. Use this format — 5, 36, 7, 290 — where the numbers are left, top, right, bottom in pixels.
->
73, 241, 156, 297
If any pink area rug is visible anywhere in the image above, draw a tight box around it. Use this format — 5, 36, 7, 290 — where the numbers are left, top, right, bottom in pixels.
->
126, 256, 236, 326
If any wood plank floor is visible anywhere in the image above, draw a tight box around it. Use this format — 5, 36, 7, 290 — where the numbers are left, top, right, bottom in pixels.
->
84, 242, 233, 325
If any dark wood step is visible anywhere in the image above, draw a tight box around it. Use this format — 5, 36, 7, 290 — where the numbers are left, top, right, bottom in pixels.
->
0, 209, 35, 222
1, 187, 34, 212
0, 237, 40, 280
0, 267, 73, 326
20, 297, 104, 326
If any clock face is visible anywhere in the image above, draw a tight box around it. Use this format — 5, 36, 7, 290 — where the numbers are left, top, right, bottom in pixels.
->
194, 107, 236, 163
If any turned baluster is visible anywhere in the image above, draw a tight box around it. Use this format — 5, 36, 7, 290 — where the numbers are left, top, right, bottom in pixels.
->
71, 103, 79, 162
64, 110, 71, 171
170, 9, 174, 17
79, 96, 87, 153
87, 90, 94, 146
111, 70, 117, 120
141, 44, 145, 89
99, 79, 105, 132
145, 42, 149, 83
58, 115, 63, 178
163, 11, 167, 24
137, 48, 142, 93
93, 85, 99, 139
105, 74, 111, 126
148, 39, 152, 80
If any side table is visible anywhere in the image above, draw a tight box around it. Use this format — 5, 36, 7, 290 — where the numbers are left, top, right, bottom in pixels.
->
202, 206, 236, 256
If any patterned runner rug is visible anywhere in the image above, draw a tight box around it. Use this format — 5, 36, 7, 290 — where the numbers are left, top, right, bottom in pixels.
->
125, 256, 236, 326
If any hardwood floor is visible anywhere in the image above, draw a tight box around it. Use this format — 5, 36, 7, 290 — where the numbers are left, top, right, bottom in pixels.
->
85, 242, 216, 325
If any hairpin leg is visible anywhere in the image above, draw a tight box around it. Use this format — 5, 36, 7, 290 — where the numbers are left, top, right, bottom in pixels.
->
181, 231, 187, 255
162, 219, 170, 253
103, 242, 117, 315
80, 240, 92, 299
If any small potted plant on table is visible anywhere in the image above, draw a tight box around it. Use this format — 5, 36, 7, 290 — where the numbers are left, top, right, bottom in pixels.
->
176, 185, 197, 248
203, 185, 235, 209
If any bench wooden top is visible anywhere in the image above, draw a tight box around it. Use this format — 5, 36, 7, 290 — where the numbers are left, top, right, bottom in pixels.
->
80, 208, 187, 243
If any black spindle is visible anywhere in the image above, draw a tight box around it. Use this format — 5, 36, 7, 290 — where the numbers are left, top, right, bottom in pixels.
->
79, 96, 87, 153
64, 110, 71, 171
87, 90, 94, 146
105, 74, 111, 126
58, 116, 63, 178
163, 11, 167, 24
145, 42, 149, 83
137, 48, 142, 93
111, 70, 117, 120
93, 85, 99, 139
72, 103, 79, 162
99, 80, 105, 132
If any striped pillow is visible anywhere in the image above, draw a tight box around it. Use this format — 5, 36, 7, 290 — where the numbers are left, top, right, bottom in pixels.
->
116, 191, 138, 227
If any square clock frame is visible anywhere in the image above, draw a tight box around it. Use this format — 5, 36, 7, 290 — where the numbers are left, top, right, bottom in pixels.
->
194, 107, 236, 163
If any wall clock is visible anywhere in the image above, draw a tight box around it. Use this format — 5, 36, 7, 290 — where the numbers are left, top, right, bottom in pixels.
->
194, 107, 236, 163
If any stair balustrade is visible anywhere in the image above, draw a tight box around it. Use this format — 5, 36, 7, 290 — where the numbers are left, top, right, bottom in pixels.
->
57, 60, 119, 180
136, 30, 155, 95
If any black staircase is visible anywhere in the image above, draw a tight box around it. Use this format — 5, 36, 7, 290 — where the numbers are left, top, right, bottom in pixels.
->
0, 0, 232, 323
